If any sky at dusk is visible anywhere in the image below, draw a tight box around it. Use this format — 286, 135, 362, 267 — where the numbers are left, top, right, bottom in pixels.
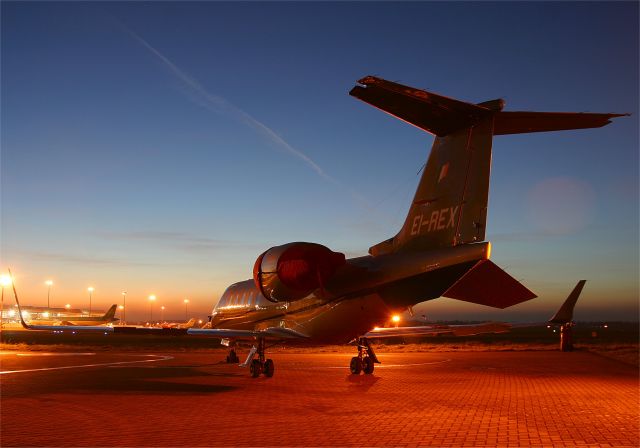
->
1, 2, 638, 322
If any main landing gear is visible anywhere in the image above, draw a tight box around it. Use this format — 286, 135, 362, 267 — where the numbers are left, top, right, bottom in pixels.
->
350, 337, 379, 375
243, 337, 275, 378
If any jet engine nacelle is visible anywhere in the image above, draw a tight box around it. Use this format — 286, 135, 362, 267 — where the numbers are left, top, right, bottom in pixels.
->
253, 242, 346, 303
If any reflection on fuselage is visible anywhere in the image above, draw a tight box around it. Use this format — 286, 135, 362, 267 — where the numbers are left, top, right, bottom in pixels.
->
213, 280, 281, 314
209, 279, 391, 344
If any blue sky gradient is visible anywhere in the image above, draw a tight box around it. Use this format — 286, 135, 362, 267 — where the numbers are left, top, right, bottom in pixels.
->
1, 2, 637, 322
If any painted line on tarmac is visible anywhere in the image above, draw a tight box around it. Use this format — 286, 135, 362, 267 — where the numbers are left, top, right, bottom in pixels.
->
375, 359, 452, 368
0, 354, 173, 375
16, 353, 96, 357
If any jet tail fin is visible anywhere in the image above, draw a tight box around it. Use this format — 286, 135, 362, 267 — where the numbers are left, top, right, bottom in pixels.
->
103, 304, 118, 320
548, 280, 586, 324
442, 260, 537, 309
351, 76, 628, 256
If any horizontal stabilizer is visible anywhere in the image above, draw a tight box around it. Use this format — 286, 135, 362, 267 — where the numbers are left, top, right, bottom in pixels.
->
349, 76, 491, 136
494, 112, 628, 135
350, 76, 628, 137
443, 260, 536, 308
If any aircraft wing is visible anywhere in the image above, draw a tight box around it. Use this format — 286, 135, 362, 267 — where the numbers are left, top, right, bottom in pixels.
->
363, 322, 511, 339
187, 327, 310, 340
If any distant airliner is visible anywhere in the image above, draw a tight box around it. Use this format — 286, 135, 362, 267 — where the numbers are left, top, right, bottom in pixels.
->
24, 305, 118, 326
12, 76, 626, 378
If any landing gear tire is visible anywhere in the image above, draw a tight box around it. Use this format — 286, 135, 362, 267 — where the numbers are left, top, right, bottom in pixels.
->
250, 359, 262, 378
363, 356, 374, 374
350, 357, 362, 374
226, 351, 239, 364
264, 359, 275, 377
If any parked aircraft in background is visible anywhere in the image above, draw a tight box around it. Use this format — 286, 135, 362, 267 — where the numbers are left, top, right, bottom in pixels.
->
24, 305, 118, 326
11, 76, 626, 378
162, 318, 198, 329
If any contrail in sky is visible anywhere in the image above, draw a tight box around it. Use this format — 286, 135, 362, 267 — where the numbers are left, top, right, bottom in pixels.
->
123, 26, 335, 184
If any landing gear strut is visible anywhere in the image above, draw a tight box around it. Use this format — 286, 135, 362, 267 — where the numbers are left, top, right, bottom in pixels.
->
350, 337, 379, 375
226, 347, 239, 364
244, 337, 275, 378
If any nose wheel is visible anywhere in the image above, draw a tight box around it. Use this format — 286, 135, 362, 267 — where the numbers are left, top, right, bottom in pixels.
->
350, 337, 379, 375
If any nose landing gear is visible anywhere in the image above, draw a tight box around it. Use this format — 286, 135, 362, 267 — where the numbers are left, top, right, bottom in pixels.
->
350, 337, 379, 375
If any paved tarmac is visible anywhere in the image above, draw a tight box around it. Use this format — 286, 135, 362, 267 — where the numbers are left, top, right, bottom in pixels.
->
1, 349, 638, 447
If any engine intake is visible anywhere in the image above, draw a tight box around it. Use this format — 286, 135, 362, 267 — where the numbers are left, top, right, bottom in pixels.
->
253, 242, 346, 302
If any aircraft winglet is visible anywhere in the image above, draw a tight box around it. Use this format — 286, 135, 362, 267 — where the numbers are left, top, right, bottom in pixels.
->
548, 280, 586, 324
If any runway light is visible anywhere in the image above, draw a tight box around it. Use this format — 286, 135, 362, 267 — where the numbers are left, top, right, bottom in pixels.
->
391, 315, 401, 323
0, 275, 12, 287
42, 312, 50, 318
8, 309, 15, 317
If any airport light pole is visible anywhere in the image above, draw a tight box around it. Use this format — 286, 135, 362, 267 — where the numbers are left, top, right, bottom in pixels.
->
149, 295, 156, 324
160, 305, 165, 323
87, 287, 94, 315
1, 275, 13, 332
121, 291, 127, 325
45, 280, 53, 309
184, 299, 189, 320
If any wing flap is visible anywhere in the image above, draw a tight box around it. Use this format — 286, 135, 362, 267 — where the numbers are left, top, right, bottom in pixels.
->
187, 327, 309, 340
363, 322, 511, 339
442, 259, 536, 308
